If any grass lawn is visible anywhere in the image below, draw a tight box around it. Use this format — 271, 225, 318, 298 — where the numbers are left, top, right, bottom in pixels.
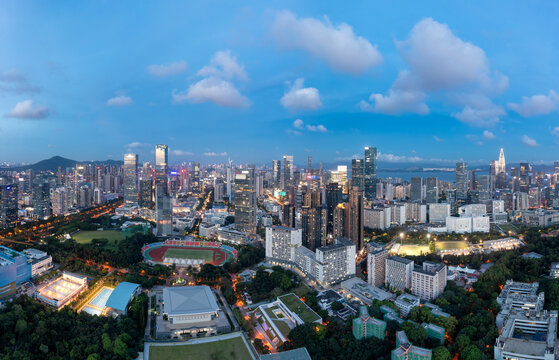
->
163, 248, 214, 261
149, 336, 254, 360
436, 241, 469, 250
398, 245, 429, 256
278, 293, 320, 323
72, 230, 125, 249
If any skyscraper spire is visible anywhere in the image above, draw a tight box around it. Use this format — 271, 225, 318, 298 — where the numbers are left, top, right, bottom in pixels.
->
497, 148, 506, 174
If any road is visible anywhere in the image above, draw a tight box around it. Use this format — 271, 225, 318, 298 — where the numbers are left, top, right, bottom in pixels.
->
215, 288, 240, 332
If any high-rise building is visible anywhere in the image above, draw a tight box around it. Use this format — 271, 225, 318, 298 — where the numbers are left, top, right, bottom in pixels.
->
155, 183, 172, 236
331, 165, 348, 194
139, 179, 154, 209
265, 226, 302, 265
351, 159, 364, 192
385, 256, 414, 291
123, 154, 139, 205
425, 177, 438, 204
364, 147, 378, 201
367, 244, 388, 287
234, 168, 257, 234
155, 144, 168, 194
282, 155, 293, 190
495, 148, 507, 189
272, 160, 281, 187
33, 180, 50, 220
0, 184, 18, 228
410, 177, 423, 203
455, 162, 468, 200
477, 174, 491, 201
51, 187, 68, 216
227, 159, 233, 202
346, 186, 364, 251
411, 262, 447, 301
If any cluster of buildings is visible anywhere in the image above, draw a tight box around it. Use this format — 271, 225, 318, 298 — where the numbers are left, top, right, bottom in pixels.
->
0, 246, 52, 300
265, 226, 356, 287
494, 280, 557, 360
367, 246, 447, 301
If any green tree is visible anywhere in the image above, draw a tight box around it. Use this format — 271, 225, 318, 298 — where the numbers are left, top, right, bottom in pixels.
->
461, 345, 483, 360
113, 336, 128, 358
101, 333, 113, 352
433, 346, 451, 360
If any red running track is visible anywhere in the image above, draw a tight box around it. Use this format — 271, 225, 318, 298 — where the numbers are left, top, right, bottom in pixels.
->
144, 246, 229, 266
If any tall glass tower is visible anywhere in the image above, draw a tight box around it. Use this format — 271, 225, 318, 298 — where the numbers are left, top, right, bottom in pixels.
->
123, 153, 138, 205
155, 144, 168, 194
364, 147, 377, 201
351, 159, 364, 191
455, 162, 468, 200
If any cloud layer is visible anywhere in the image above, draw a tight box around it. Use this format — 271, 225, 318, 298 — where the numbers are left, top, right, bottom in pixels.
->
521, 135, 539, 147
271, 10, 382, 74
508, 90, 559, 117
147, 61, 187, 77
107, 95, 133, 107
280, 78, 322, 111
174, 51, 250, 108
0, 69, 41, 94
361, 18, 507, 127
6, 99, 49, 119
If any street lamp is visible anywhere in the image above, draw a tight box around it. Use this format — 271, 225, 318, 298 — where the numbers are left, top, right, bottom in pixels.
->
399, 232, 404, 246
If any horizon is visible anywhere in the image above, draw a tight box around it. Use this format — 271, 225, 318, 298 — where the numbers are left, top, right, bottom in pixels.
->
1, 1, 559, 164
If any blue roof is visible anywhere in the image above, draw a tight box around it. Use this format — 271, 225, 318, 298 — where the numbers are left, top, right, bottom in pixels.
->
105, 282, 140, 311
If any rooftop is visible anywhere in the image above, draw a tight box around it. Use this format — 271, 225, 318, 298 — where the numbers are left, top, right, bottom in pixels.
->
259, 347, 311, 360
105, 282, 140, 311
387, 256, 413, 265
163, 285, 219, 317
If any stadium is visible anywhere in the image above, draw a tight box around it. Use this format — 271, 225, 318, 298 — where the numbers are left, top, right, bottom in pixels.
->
142, 239, 237, 267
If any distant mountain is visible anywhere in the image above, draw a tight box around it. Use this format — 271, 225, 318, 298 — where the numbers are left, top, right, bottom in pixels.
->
4, 156, 123, 172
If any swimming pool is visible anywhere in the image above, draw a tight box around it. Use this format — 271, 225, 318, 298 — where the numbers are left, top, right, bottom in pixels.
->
89, 287, 113, 308
82, 306, 102, 316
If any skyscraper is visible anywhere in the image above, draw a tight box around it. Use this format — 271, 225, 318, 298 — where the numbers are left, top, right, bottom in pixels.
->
0, 184, 18, 228
425, 177, 438, 204
364, 147, 377, 201
155, 144, 168, 194
272, 160, 281, 187
139, 179, 154, 209
123, 153, 139, 205
352, 158, 364, 192
234, 168, 257, 234
410, 177, 423, 203
155, 183, 172, 236
32, 180, 50, 220
495, 148, 507, 189
227, 159, 233, 201
455, 162, 468, 200
282, 155, 293, 190
346, 186, 364, 251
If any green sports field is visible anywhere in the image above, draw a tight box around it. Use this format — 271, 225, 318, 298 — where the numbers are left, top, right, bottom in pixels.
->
163, 248, 215, 261
149, 336, 254, 360
72, 230, 125, 244
436, 241, 469, 250
398, 241, 470, 255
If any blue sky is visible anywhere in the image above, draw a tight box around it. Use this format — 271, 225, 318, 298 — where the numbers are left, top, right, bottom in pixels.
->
1, 1, 558, 166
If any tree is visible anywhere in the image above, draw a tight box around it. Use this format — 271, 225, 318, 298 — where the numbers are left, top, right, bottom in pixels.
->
461, 345, 483, 360
113, 336, 129, 358
101, 333, 113, 352
433, 346, 451, 360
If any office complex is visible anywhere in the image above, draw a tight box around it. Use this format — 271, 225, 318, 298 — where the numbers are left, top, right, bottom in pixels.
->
123, 153, 139, 205
364, 146, 377, 201
234, 168, 257, 234
155, 144, 168, 192
455, 162, 468, 201
351, 158, 364, 191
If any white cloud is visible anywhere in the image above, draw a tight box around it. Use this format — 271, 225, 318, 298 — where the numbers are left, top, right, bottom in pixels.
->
173, 77, 250, 108
147, 60, 187, 77
483, 130, 496, 140
553, 127, 559, 136
363, 18, 507, 126
197, 50, 247, 81
508, 90, 559, 117
270, 10, 382, 74
125, 142, 150, 149
293, 119, 304, 129
107, 95, 133, 107
377, 152, 423, 163
306, 124, 327, 132
286, 129, 303, 136
171, 149, 193, 156
280, 78, 322, 111
452, 105, 505, 127
433, 136, 443, 142
5, 99, 49, 119
203, 151, 228, 156
175, 51, 249, 108
521, 135, 539, 147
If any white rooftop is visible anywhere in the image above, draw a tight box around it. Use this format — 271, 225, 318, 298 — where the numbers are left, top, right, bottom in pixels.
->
163, 285, 219, 317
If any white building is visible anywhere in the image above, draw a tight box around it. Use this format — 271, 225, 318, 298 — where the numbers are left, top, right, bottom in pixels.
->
411, 262, 447, 301
51, 187, 68, 216
458, 204, 487, 217
364, 208, 390, 230
446, 215, 490, 233
390, 204, 407, 226
265, 226, 302, 265
550, 263, 559, 279
394, 293, 420, 317
385, 256, 414, 291
494, 310, 557, 360
406, 203, 426, 223
367, 244, 388, 287
428, 203, 450, 224
22, 249, 53, 277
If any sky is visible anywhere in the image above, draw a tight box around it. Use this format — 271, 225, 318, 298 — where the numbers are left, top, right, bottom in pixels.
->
1, 1, 558, 167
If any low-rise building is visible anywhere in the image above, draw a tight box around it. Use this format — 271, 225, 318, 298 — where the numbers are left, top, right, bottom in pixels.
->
550, 263, 559, 279
394, 294, 420, 317
35, 272, 87, 309
422, 323, 445, 345
340, 277, 393, 305
353, 306, 386, 340
392, 331, 432, 360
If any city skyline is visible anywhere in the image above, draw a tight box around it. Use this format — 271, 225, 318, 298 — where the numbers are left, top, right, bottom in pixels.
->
1, 1, 559, 165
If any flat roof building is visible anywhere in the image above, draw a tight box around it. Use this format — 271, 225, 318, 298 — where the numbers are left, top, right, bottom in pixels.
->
385, 256, 414, 291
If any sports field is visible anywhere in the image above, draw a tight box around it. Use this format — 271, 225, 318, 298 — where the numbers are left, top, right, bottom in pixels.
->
397, 241, 469, 255
436, 241, 469, 250
149, 336, 254, 360
72, 230, 125, 244
164, 248, 215, 261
